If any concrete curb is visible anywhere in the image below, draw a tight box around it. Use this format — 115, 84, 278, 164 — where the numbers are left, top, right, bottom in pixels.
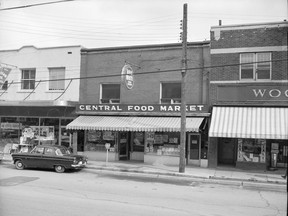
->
85, 165, 287, 186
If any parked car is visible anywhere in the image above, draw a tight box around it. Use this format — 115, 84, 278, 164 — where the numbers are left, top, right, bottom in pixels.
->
11, 145, 87, 173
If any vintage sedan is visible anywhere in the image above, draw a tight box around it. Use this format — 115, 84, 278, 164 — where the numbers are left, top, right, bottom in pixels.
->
12, 145, 88, 173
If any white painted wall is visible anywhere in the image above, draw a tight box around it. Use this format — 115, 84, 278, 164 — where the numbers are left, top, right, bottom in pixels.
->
0, 45, 81, 102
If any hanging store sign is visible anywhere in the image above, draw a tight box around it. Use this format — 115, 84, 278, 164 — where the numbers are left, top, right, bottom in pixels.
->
0, 66, 12, 88
77, 104, 206, 113
121, 64, 134, 90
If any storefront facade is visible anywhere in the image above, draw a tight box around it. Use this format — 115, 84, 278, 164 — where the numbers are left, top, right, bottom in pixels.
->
0, 101, 77, 153
0, 45, 81, 153
67, 104, 209, 166
67, 42, 211, 166
208, 21, 288, 170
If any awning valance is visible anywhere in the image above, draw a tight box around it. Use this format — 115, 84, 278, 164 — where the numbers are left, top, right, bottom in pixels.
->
209, 107, 288, 139
66, 116, 204, 132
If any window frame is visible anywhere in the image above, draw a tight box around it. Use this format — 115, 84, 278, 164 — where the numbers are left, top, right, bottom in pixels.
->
160, 82, 181, 104
21, 68, 36, 90
240, 52, 271, 81
100, 83, 121, 104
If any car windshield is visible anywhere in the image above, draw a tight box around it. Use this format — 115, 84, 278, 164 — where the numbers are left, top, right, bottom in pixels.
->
55, 147, 71, 156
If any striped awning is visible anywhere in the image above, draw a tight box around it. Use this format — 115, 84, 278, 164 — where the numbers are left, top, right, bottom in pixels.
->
209, 107, 288, 139
66, 116, 204, 132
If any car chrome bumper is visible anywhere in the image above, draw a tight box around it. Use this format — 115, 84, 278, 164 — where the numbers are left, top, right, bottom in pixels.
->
71, 161, 87, 168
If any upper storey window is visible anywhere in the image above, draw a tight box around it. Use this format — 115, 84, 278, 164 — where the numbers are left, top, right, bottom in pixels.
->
240, 53, 271, 81
21, 69, 36, 90
101, 84, 120, 104
161, 82, 181, 104
49, 67, 65, 90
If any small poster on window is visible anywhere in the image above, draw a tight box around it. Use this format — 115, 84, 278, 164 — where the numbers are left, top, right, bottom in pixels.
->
103, 131, 115, 140
154, 135, 163, 144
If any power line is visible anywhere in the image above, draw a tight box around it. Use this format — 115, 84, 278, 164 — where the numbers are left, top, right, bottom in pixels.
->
0, 0, 74, 11
2, 58, 287, 86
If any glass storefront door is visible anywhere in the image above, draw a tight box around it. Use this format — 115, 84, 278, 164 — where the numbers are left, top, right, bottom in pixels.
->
187, 134, 201, 165
119, 132, 129, 160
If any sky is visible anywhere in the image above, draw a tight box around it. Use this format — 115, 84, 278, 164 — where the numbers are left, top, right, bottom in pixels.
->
0, 0, 287, 50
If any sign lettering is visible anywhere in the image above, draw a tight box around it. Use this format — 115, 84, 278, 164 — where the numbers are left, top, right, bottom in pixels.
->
77, 104, 206, 113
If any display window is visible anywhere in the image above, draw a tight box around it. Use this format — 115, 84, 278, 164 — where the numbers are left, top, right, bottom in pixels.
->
145, 132, 180, 156
237, 139, 266, 163
0, 117, 75, 152
0, 117, 21, 148
85, 130, 118, 152
132, 132, 144, 152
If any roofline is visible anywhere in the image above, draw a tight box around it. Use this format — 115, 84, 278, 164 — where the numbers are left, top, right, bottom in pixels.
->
211, 21, 288, 30
0, 45, 84, 52
81, 41, 210, 53
0, 100, 78, 107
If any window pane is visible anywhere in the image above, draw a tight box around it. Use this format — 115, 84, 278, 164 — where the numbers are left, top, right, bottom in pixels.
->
22, 70, 29, 79
49, 68, 65, 90
257, 53, 270, 80
102, 84, 120, 99
22, 80, 30, 89
162, 83, 181, 98
30, 80, 35, 89
30, 70, 36, 79
240, 53, 254, 80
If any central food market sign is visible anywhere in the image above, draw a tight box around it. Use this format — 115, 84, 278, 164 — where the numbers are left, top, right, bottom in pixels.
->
77, 104, 206, 113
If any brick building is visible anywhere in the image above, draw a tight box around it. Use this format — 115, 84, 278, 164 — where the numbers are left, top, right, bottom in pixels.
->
67, 42, 211, 167
208, 21, 288, 170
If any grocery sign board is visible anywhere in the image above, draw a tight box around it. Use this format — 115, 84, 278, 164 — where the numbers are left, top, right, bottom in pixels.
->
77, 104, 207, 113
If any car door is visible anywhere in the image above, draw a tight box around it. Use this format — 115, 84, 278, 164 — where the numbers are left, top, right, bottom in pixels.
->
26, 146, 45, 168
42, 147, 57, 168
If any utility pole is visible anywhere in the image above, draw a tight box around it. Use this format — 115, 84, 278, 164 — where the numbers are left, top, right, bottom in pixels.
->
179, 3, 187, 173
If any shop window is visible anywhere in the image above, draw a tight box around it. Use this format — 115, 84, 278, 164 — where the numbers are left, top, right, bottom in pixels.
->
0, 117, 21, 149
39, 118, 59, 145
145, 132, 180, 156
85, 131, 117, 152
237, 139, 266, 163
132, 132, 144, 152
21, 69, 36, 90
240, 53, 271, 81
49, 67, 65, 90
161, 82, 181, 104
100, 84, 120, 104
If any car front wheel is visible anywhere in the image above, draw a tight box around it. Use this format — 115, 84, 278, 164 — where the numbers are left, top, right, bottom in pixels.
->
15, 160, 24, 170
54, 165, 65, 173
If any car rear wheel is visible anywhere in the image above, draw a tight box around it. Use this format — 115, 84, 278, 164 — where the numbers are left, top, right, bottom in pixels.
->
54, 165, 65, 173
15, 160, 24, 170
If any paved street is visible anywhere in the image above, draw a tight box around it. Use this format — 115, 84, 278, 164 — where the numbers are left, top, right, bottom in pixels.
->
0, 164, 286, 216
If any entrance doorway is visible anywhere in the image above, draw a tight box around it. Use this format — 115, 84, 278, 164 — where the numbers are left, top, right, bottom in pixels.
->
187, 134, 201, 166
218, 138, 237, 165
119, 132, 129, 160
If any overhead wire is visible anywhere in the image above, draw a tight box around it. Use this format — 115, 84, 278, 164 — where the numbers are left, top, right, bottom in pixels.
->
2, 58, 287, 86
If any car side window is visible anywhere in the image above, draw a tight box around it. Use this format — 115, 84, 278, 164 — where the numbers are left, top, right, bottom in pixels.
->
44, 148, 55, 155
35, 147, 44, 154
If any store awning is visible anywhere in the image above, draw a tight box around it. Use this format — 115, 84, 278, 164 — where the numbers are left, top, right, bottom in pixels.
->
66, 116, 204, 132
209, 107, 288, 139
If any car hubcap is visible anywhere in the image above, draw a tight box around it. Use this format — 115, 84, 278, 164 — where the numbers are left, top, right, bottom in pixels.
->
56, 166, 62, 171
17, 162, 23, 168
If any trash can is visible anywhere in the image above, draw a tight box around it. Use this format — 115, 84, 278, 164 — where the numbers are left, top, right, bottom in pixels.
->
271, 153, 278, 168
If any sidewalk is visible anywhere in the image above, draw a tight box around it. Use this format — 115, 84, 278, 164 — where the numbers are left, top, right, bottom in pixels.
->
2, 154, 287, 191
86, 160, 287, 185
